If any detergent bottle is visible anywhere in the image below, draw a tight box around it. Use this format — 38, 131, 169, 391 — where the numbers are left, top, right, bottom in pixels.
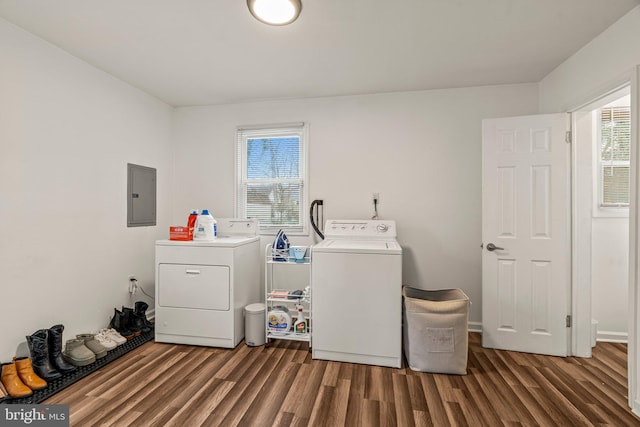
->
187, 209, 199, 240
293, 304, 307, 335
194, 209, 217, 241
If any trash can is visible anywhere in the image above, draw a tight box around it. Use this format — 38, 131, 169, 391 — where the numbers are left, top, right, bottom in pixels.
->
402, 286, 469, 375
245, 303, 266, 346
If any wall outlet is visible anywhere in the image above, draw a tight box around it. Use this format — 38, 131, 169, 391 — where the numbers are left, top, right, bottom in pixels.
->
128, 275, 137, 294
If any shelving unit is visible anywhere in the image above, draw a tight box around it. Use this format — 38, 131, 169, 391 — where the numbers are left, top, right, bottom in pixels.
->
264, 244, 311, 349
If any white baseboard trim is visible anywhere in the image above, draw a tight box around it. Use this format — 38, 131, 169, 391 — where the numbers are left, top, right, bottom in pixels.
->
596, 330, 628, 343
146, 307, 155, 321
468, 321, 482, 334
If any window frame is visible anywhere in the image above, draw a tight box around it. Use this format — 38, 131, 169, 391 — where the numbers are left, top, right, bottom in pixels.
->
594, 106, 631, 217
235, 123, 309, 236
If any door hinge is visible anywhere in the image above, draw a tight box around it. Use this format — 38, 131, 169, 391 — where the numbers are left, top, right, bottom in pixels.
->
566, 315, 571, 328
565, 131, 572, 143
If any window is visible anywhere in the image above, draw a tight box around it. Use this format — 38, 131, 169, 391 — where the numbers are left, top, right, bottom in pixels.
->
236, 123, 308, 235
598, 106, 630, 208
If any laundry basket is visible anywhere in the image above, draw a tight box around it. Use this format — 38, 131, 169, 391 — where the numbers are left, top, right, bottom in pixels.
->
402, 286, 469, 375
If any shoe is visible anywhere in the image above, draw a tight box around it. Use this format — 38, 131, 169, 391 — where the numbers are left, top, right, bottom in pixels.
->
14, 357, 47, 390
108, 309, 134, 339
102, 328, 126, 346
48, 325, 77, 374
1, 362, 32, 398
94, 330, 118, 350
134, 301, 154, 329
62, 339, 96, 366
26, 330, 62, 381
76, 334, 107, 359
0, 380, 9, 401
123, 306, 149, 334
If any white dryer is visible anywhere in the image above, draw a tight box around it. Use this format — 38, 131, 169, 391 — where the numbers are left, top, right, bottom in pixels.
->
311, 219, 402, 368
155, 218, 260, 348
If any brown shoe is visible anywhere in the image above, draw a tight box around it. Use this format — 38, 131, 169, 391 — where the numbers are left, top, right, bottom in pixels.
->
0, 362, 32, 398
0, 380, 8, 401
15, 357, 47, 390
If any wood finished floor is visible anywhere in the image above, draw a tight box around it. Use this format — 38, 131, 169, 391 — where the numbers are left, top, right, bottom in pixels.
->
44, 333, 640, 426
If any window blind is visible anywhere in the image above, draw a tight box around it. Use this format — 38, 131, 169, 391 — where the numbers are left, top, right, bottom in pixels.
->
600, 107, 631, 207
236, 124, 308, 234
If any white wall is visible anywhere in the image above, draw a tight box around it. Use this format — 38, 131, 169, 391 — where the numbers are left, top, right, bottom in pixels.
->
540, 6, 640, 112
0, 19, 173, 360
592, 217, 629, 340
172, 85, 540, 326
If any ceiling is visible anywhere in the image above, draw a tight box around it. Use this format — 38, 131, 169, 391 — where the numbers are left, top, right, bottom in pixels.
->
1, 0, 638, 107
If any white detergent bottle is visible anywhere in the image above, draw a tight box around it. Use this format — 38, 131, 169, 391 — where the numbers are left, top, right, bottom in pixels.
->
293, 304, 307, 336
194, 209, 217, 241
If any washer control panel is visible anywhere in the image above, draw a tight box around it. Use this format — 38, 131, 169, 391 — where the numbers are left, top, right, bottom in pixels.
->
323, 220, 397, 239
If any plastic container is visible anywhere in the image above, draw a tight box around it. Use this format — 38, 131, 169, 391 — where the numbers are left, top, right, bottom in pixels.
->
193, 209, 217, 241
403, 286, 469, 375
187, 209, 199, 240
245, 303, 266, 346
288, 246, 307, 263
293, 304, 307, 335
267, 306, 292, 336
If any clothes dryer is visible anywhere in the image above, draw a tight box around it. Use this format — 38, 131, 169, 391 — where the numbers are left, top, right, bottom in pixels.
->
155, 218, 260, 348
311, 219, 402, 368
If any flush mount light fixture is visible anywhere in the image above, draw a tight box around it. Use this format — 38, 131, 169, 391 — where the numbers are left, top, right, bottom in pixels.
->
247, 0, 302, 26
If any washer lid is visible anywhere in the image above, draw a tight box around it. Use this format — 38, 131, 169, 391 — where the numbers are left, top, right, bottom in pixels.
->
312, 239, 402, 255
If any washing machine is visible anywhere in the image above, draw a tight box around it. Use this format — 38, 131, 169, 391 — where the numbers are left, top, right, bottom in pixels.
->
311, 219, 402, 368
155, 218, 260, 348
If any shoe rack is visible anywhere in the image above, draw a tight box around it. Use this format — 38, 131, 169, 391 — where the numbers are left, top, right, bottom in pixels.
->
0, 329, 154, 405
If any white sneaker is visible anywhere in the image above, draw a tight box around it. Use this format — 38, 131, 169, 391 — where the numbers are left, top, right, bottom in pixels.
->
103, 328, 127, 346
94, 330, 118, 350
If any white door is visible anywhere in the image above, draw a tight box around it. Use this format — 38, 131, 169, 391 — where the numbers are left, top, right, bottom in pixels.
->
482, 113, 571, 356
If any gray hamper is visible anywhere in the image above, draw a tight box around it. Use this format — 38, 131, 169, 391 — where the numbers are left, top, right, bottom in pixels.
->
402, 286, 469, 375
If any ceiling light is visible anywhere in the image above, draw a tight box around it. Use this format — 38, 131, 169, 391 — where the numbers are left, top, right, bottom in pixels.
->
247, 0, 302, 26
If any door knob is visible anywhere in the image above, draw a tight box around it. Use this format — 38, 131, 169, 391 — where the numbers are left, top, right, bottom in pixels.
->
486, 243, 504, 252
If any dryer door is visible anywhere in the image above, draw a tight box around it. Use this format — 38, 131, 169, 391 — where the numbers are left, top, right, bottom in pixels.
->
158, 264, 230, 310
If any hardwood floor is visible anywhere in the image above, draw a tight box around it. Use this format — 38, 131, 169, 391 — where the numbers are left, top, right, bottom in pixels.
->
44, 333, 640, 426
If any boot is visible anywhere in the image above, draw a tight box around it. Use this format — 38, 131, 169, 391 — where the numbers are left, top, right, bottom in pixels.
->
123, 306, 149, 334
1, 362, 32, 398
48, 325, 77, 374
134, 301, 154, 329
121, 307, 143, 336
109, 308, 134, 339
26, 330, 61, 381
0, 380, 8, 401
14, 357, 47, 390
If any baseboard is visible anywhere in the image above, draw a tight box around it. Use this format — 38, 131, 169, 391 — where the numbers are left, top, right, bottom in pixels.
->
468, 321, 482, 334
146, 307, 155, 321
596, 330, 628, 343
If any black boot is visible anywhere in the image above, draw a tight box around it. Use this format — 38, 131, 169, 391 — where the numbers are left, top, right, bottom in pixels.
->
122, 307, 146, 335
109, 308, 134, 339
134, 301, 154, 329
26, 330, 61, 381
48, 325, 76, 374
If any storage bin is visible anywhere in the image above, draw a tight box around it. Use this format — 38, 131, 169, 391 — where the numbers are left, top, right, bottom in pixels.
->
402, 286, 469, 375
245, 303, 266, 346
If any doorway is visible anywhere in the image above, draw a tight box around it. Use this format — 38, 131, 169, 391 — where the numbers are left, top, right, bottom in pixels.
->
572, 85, 631, 357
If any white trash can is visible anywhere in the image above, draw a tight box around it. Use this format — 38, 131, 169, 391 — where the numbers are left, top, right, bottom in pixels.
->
245, 303, 266, 346
403, 286, 469, 375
